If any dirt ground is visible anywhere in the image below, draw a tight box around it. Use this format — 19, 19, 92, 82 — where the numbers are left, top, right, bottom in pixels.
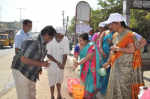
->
0, 52, 150, 99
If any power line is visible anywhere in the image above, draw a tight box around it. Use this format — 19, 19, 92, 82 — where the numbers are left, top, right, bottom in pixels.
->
1, 8, 19, 16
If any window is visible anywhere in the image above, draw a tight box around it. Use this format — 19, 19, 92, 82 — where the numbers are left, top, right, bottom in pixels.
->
0, 35, 7, 39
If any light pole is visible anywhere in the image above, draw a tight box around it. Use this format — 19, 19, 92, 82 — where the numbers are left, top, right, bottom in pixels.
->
17, 8, 25, 29
34, 21, 38, 32
65, 16, 69, 36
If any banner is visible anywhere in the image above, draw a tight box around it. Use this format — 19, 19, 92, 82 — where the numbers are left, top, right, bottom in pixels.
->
76, 23, 90, 34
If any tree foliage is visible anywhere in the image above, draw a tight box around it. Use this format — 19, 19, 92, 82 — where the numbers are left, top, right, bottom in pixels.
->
68, 0, 150, 34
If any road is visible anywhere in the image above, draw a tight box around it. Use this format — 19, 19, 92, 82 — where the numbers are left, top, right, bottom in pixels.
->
0, 46, 15, 57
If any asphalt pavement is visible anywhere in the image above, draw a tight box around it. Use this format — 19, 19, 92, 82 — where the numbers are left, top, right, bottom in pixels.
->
0, 46, 15, 57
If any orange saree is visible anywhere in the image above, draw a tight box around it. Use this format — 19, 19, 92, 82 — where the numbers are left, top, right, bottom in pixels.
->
105, 30, 144, 99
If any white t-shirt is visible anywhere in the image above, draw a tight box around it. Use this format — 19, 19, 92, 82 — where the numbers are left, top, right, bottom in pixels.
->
133, 32, 142, 41
46, 36, 70, 73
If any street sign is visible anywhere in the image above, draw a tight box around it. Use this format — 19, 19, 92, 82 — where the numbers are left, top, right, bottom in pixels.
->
131, 0, 150, 9
76, 1, 91, 21
74, 1, 91, 45
76, 23, 90, 34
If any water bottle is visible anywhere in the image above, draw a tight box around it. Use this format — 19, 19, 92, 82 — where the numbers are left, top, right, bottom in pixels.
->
98, 65, 110, 76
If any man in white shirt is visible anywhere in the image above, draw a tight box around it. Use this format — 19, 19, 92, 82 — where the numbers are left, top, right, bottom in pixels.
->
46, 27, 70, 99
14, 19, 32, 53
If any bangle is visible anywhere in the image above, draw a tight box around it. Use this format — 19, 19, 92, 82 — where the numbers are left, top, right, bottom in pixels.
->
117, 47, 119, 51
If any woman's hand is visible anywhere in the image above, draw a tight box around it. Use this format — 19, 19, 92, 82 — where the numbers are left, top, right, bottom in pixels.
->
110, 45, 119, 52
101, 52, 107, 58
102, 62, 110, 70
73, 58, 78, 69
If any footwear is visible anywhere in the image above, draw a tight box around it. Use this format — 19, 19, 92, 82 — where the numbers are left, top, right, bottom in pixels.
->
51, 95, 55, 99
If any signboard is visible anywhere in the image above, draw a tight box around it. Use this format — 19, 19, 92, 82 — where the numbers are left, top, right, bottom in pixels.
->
76, 23, 90, 34
131, 0, 150, 9
76, 1, 90, 21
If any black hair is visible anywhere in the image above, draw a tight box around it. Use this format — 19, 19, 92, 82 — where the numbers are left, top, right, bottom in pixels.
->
120, 21, 128, 28
41, 25, 56, 36
90, 28, 94, 32
78, 33, 90, 42
23, 19, 32, 25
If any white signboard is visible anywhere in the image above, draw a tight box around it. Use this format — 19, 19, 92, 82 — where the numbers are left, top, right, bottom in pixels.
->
76, 1, 90, 21
133, 0, 142, 8
76, 23, 90, 34
143, 1, 150, 8
131, 0, 150, 9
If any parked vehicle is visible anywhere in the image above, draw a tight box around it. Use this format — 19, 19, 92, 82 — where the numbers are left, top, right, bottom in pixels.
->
0, 32, 14, 48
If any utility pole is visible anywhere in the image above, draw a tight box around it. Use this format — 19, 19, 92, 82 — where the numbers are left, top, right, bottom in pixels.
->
65, 16, 69, 36
123, 0, 130, 27
34, 21, 38, 32
17, 8, 25, 29
0, 7, 2, 22
61, 11, 65, 27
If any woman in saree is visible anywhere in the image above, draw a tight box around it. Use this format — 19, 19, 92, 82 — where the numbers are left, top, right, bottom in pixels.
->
73, 33, 100, 99
92, 22, 106, 53
102, 13, 144, 99
98, 24, 116, 96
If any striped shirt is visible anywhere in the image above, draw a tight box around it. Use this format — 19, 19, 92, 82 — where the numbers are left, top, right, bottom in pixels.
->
11, 33, 47, 82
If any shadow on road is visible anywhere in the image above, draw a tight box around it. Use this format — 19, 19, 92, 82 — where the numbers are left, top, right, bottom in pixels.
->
0, 46, 12, 50
143, 76, 150, 82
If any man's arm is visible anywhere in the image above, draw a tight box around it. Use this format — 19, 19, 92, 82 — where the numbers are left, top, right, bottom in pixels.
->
138, 37, 147, 48
62, 54, 67, 65
21, 41, 50, 67
47, 54, 59, 64
14, 34, 21, 53
15, 48, 19, 54
20, 56, 49, 67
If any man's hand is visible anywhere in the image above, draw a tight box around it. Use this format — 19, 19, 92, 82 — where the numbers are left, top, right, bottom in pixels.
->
42, 60, 51, 67
60, 64, 65, 70
56, 61, 63, 69
39, 70, 42, 75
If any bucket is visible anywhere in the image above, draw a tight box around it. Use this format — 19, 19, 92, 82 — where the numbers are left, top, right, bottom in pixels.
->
71, 84, 85, 99
67, 78, 79, 93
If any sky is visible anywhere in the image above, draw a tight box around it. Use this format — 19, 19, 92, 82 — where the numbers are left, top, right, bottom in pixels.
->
0, 0, 99, 32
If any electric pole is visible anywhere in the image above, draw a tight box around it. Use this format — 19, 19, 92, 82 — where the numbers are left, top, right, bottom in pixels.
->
61, 11, 65, 27
17, 8, 25, 29
66, 16, 69, 36
123, 0, 130, 26
0, 7, 2, 22
34, 21, 38, 32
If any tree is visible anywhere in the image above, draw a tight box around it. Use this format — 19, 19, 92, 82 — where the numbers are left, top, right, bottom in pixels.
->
130, 9, 150, 35
67, 16, 75, 33
90, 0, 123, 32
68, 0, 150, 35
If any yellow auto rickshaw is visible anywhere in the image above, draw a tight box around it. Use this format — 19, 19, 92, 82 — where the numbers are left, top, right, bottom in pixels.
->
0, 33, 14, 48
